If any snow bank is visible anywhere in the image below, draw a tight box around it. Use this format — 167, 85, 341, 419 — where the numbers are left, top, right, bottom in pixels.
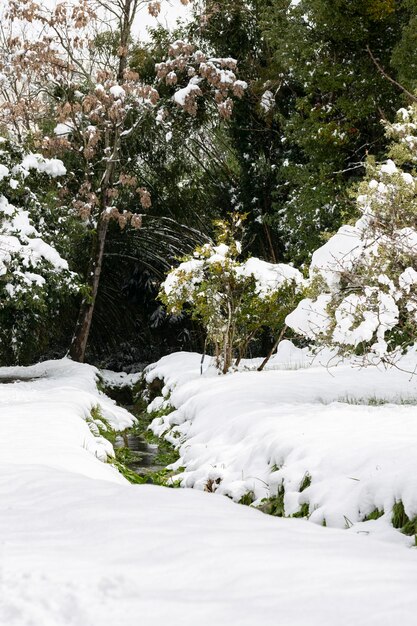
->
3, 466, 417, 626
147, 345, 417, 532
2, 356, 417, 624
0, 358, 135, 481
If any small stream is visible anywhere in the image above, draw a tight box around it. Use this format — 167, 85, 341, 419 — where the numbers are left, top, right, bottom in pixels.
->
114, 431, 163, 476
0, 375, 163, 479
114, 404, 165, 479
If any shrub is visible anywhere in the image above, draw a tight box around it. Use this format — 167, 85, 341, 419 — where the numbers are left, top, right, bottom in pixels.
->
0, 140, 79, 363
287, 103, 417, 366
160, 215, 304, 373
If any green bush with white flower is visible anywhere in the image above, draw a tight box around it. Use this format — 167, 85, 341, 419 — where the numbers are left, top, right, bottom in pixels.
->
286, 103, 417, 365
160, 216, 305, 373
0, 139, 79, 364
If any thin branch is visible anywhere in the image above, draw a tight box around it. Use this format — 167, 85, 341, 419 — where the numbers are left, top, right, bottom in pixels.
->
366, 45, 417, 104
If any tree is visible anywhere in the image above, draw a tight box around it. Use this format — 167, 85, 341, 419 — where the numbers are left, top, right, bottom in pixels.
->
160, 215, 304, 373
0, 139, 77, 364
183, 0, 293, 262
261, 0, 417, 263
3, 0, 247, 363
286, 102, 417, 366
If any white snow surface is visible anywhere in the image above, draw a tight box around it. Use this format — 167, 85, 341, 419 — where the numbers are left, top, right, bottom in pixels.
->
147, 344, 417, 532
3, 355, 417, 624
236, 257, 305, 296
173, 82, 201, 106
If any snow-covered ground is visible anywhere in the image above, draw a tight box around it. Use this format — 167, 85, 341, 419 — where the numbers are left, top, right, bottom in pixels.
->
147, 342, 417, 533
2, 355, 417, 625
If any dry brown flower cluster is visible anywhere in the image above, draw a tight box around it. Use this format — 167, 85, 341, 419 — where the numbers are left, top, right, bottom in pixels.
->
103, 207, 142, 230
0, 0, 165, 228
156, 40, 247, 119
0, 0, 240, 235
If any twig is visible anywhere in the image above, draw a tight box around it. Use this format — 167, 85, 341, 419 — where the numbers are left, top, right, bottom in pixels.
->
366, 45, 417, 104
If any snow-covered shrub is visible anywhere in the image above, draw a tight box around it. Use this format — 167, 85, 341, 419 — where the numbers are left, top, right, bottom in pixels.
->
0, 139, 78, 363
160, 216, 305, 373
286, 104, 417, 365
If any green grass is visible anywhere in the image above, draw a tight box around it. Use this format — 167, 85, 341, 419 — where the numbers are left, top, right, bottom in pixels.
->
110, 459, 148, 484
239, 491, 255, 506
334, 395, 417, 406
363, 508, 384, 522
392, 501, 417, 536
292, 502, 310, 518
299, 473, 311, 492
86, 405, 117, 444
257, 488, 286, 517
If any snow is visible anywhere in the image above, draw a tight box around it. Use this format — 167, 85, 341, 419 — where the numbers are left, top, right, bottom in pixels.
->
109, 84, 126, 99
173, 83, 201, 106
99, 368, 142, 389
331, 292, 398, 348
0, 359, 135, 476
234, 79, 248, 91
260, 90, 275, 112
0, 163, 9, 180
54, 122, 74, 136
2, 357, 417, 624
309, 223, 364, 289
380, 159, 398, 175
147, 345, 417, 533
399, 267, 417, 293
162, 250, 304, 303
236, 257, 305, 297
286, 294, 332, 339
19, 153, 66, 177
0, 196, 70, 275
0, 152, 74, 307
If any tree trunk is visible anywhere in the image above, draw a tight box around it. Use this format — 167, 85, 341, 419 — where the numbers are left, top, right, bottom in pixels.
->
257, 325, 287, 372
69, 0, 136, 362
69, 216, 109, 362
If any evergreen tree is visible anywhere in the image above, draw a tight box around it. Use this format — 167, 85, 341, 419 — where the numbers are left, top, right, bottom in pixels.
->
262, 0, 417, 263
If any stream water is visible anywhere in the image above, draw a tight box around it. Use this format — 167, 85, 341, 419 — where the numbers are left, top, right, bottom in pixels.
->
114, 431, 162, 476
113, 404, 164, 479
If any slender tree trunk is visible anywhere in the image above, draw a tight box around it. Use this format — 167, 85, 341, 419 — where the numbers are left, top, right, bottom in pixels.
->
257, 325, 287, 372
69, 216, 109, 362
234, 330, 257, 368
69, 0, 137, 362
263, 222, 277, 263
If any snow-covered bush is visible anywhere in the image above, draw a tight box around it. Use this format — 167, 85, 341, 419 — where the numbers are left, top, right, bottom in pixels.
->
286, 104, 417, 365
160, 216, 305, 373
0, 140, 78, 363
